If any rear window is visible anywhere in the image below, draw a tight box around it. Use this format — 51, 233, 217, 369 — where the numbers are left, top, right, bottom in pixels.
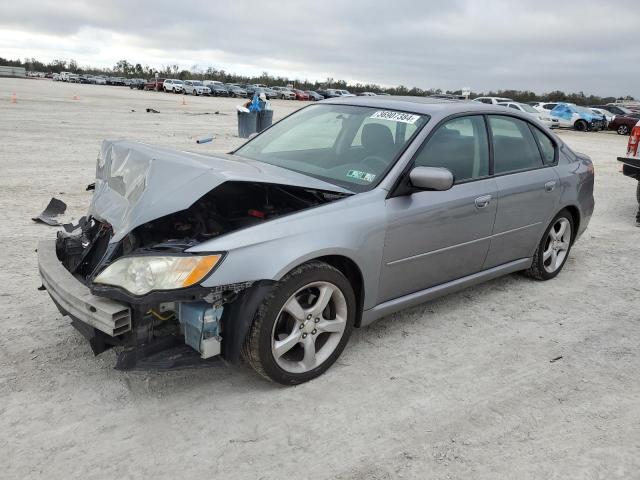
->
489, 116, 543, 174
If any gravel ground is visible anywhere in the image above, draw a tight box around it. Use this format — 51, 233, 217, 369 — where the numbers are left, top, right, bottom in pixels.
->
1, 78, 639, 480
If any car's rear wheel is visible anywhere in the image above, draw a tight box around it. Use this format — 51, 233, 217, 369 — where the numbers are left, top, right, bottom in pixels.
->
617, 125, 630, 135
243, 261, 356, 385
525, 210, 574, 280
574, 120, 588, 132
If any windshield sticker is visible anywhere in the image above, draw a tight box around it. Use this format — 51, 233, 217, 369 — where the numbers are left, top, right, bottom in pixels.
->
347, 170, 376, 182
370, 111, 420, 124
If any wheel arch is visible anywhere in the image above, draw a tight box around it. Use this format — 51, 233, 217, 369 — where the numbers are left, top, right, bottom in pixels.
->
312, 255, 365, 328
561, 204, 581, 242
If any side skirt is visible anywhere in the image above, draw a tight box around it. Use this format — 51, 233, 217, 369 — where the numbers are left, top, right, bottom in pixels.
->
360, 258, 532, 326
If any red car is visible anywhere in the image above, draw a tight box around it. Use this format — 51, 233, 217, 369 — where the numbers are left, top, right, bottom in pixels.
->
610, 113, 640, 135
293, 89, 310, 101
144, 78, 165, 91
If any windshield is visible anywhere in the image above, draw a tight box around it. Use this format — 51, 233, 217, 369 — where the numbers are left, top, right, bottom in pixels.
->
520, 104, 539, 113
575, 106, 594, 115
234, 104, 429, 192
174, 80, 183, 85
193, 81, 203, 86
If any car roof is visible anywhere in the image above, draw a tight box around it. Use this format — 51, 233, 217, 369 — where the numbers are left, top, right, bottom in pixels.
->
321, 95, 509, 115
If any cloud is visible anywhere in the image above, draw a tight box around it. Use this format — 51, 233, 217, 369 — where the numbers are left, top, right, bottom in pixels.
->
1, 0, 638, 97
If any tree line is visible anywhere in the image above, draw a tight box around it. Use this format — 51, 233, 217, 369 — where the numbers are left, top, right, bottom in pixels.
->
3, 56, 634, 105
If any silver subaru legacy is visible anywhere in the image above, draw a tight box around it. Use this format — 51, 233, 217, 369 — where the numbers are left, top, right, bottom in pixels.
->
38, 96, 594, 384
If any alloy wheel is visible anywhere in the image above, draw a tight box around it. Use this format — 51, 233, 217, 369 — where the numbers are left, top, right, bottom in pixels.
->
271, 281, 347, 374
542, 218, 572, 273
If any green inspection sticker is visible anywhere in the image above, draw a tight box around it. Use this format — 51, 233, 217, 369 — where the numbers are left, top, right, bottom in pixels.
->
347, 170, 376, 182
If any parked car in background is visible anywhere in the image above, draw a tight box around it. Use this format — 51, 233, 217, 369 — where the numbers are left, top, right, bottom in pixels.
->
589, 108, 613, 129
590, 108, 615, 123
270, 86, 296, 100
592, 104, 633, 116
550, 103, 605, 131
293, 89, 310, 101
616, 119, 640, 225
38, 98, 594, 384
473, 96, 514, 105
144, 78, 165, 91
497, 102, 559, 129
205, 82, 229, 96
336, 89, 355, 97
609, 113, 640, 135
319, 89, 344, 98
128, 79, 146, 90
225, 84, 248, 98
252, 87, 278, 100
359, 92, 377, 96
533, 102, 559, 113
93, 76, 107, 85
163, 79, 184, 93
183, 80, 211, 96
305, 90, 324, 101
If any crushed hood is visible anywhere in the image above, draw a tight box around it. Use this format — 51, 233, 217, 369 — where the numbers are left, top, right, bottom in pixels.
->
89, 140, 351, 242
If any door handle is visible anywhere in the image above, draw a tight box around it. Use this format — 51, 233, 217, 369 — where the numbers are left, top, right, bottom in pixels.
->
544, 180, 557, 192
474, 195, 492, 209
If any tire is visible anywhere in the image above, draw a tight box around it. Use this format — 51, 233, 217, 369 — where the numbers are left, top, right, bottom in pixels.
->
574, 120, 588, 132
617, 125, 630, 135
524, 209, 574, 281
243, 261, 356, 385
636, 181, 640, 205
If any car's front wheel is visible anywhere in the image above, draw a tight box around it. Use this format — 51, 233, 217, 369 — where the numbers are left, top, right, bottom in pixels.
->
525, 210, 574, 280
574, 119, 588, 132
617, 125, 630, 135
243, 261, 356, 385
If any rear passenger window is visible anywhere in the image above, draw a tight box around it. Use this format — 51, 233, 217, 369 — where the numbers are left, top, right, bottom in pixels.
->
488, 116, 543, 174
414, 116, 489, 182
531, 127, 556, 165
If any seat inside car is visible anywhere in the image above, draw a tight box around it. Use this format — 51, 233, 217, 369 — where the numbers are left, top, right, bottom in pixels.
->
362, 123, 396, 161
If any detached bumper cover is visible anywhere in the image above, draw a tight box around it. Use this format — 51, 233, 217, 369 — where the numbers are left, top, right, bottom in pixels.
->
37, 240, 131, 336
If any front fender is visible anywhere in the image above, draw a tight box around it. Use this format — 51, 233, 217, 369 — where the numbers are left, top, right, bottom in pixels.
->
188, 189, 388, 310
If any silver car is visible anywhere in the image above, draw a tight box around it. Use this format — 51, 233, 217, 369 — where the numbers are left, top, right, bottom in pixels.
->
38, 97, 594, 384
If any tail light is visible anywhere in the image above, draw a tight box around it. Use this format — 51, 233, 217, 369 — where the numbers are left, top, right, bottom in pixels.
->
627, 123, 640, 158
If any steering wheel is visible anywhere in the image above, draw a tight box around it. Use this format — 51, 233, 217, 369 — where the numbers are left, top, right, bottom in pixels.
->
361, 155, 388, 173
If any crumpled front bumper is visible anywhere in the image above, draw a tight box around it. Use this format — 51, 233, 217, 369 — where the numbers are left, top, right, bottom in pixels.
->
37, 239, 131, 337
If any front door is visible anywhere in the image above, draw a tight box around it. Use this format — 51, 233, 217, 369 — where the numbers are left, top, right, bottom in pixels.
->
379, 115, 497, 303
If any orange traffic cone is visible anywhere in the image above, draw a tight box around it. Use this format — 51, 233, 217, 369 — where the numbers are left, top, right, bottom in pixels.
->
10, 92, 16, 103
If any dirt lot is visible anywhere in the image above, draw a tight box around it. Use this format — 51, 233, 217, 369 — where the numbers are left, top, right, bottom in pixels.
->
1, 78, 638, 480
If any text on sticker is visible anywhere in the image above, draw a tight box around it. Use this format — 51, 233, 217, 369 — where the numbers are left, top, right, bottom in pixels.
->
370, 111, 420, 124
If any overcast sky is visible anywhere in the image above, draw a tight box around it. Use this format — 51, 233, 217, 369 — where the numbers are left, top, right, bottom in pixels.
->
1, 0, 638, 97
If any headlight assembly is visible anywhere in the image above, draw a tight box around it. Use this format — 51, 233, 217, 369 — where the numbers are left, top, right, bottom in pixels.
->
93, 254, 222, 296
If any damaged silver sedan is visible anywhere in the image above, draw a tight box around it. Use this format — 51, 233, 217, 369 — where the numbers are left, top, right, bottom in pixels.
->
38, 97, 594, 384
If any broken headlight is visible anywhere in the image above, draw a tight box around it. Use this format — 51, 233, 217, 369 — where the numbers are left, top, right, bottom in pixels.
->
93, 254, 222, 295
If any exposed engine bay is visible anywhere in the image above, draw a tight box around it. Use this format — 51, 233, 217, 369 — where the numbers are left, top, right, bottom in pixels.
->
51, 181, 347, 369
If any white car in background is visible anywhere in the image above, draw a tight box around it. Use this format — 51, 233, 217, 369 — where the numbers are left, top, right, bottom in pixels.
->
270, 86, 296, 100
590, 108, 615, 126
183, 80, 211, 96
163, 79, 184, 93
473, 96, 514, 105
532, 102, 560, 113
498, 101, 559, 129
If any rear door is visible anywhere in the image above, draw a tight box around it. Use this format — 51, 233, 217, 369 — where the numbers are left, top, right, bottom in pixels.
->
483, 115, 561, 268
379, 115, 498, 302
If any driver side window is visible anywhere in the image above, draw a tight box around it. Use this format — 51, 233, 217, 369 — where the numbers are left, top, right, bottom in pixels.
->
413, 116, 489, 183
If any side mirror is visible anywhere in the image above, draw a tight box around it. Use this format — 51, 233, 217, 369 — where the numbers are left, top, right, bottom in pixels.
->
409, 166, 454, 191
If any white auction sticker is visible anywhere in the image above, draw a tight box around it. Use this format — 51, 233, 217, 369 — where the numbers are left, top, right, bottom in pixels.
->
370, 111, 420, 124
